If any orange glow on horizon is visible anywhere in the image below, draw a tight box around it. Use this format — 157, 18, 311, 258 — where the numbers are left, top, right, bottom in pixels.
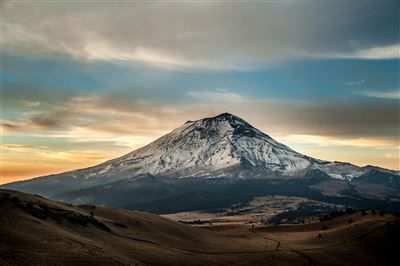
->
2, 148, 399, 185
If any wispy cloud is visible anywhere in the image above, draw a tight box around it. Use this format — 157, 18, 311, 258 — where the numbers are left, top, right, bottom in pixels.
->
2, 144, 108, 162
1, 94, 186, 144
187, 89, 247, 103
314, 44, 400, 60
279, 134, 398, 148
362, 90, 400, 99
2, 143, 117, 182
83, 42, 227, 70
22, 101, 41, 107
343, 80, 365, 86
352, 44, 400, 60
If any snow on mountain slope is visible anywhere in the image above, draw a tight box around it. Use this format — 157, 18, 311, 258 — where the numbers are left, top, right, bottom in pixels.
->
3, 113, 398, 194
97, 113, 318, 177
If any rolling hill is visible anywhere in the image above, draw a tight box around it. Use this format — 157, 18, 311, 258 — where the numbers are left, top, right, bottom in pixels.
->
1, 189, 399, 266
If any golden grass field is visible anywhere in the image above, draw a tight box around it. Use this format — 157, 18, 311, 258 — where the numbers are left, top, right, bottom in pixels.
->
1, 189, 399, 266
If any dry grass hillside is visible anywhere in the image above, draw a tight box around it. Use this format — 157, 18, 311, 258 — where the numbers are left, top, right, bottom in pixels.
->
0, 189, 399, 266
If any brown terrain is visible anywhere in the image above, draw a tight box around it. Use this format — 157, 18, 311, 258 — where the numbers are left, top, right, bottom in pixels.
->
0, 189, 399, 266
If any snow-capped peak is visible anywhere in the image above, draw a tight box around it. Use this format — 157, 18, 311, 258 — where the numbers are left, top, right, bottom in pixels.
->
87, 113, 321, 179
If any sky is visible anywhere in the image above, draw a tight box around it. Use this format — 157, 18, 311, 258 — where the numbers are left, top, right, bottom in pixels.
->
1, 0, 399, 184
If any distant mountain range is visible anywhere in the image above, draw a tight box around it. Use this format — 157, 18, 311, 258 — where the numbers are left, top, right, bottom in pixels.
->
3, 113, 400, 214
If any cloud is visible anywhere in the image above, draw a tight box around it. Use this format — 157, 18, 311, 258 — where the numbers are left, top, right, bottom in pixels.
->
22, 101, 41, 107
1, 144, 39, 153
83, 42, 217, 69
362, 90, 400, 99
2, 93, 187, 144
279, 134, 398, 149
343, 80, 365, 86
1, 121, 22, 133
247, 104, 397, 142
304, 44, 400, 60
30, 115, 61, 128
352, 44, 400, 60
2, 143, 110, 163
2, 143, 117, 182
187, 89, 247, 103
3, 1, 399, 69
3, 90, 398, 146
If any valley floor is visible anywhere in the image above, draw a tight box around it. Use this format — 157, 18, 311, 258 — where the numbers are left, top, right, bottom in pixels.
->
0, 189, 399, 266
162, 195, 344, 225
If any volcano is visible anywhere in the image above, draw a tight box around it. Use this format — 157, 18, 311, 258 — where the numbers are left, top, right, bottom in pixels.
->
3, 113, 399, 214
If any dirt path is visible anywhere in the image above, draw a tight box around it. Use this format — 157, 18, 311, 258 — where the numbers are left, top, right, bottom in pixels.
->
250, 227, 314, 265
291, 250, 314, 266
249, 228, 281, 250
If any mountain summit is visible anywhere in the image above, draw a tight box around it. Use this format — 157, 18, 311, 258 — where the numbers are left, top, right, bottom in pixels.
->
75, 112, 390, 181
3, 113, 399, 209
103, 112, 315, 178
